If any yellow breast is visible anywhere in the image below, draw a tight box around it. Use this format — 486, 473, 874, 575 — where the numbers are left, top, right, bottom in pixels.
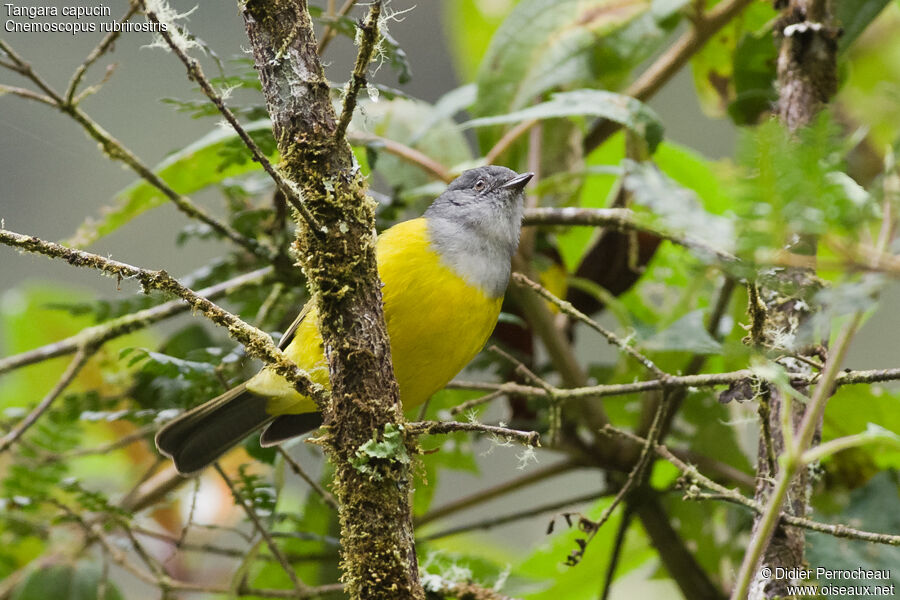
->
247, 218, 503, 416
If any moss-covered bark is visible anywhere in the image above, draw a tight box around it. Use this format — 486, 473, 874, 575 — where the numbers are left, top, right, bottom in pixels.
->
240, 1, 423, 598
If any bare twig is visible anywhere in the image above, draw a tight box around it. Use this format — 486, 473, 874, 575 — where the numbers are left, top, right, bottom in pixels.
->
513, 273, 669, 380
485, 119, 537, 164
276, 446, 339, 511
348, 132, 453, 183
317, 0, 357, 55
449, 366, 900, 402
606, 426, 900, 547
0, 39, 271, 259
448, 388, 506, 416
66, 3, 138, 104
406, 420, 541, 447
214, 463, 309, 594
416, 459, 581, 527
0, 346, 91, 453
0, 84, 56, 106
140, 1, 322, 234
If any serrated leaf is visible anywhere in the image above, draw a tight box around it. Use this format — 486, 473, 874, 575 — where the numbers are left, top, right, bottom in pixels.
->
65, 120, 278, 248
463, 90, 664, 152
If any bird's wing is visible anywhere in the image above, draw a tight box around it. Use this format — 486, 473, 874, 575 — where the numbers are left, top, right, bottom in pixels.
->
277, 299, 313, 350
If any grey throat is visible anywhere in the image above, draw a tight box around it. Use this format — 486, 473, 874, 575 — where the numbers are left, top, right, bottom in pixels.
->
425, 196, 525, 299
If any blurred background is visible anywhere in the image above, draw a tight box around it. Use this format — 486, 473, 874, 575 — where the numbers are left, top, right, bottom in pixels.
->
3, 1, 900, 598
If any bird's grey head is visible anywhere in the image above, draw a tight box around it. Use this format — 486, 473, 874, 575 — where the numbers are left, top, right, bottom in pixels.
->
425, 166, 533, 298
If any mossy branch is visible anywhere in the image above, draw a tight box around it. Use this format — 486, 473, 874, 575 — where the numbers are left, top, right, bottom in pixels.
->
0, 229, 326, 404
239, 1, 421, 597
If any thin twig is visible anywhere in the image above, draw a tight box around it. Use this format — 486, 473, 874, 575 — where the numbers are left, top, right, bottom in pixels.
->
406, 420, 541, 447
605, 426, 900, 547
419, 489, 610, 542
0, 266, 273, 377
317, 0, 358, 55
214, 463, 309, 594
276, 446, 339, 511
348, 132, 453, 182
451, 365, 900, 402
416, 459, 581, 527
448, 388, 506, 416
731, 313, 864, 600
140, 1, 322, 234
66, 3, 138, 104
0, 84, 56, 106
0, 346, 91, 453
599, 505, 634, 600
513, 273, 669, 380
334, 2, 382, 142
0, 39, 271, 259
0, 229, 325, 403
485, 119, 537, 164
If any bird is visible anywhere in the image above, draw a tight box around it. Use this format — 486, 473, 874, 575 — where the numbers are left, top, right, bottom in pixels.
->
155, 166, 533, 475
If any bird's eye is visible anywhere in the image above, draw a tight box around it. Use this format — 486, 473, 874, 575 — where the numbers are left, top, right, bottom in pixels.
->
474, 179, 486, 192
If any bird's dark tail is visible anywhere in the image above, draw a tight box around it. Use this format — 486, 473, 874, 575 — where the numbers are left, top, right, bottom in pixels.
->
155, 384, 274, 475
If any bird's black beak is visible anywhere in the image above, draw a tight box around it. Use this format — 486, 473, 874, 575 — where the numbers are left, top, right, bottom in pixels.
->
500, 172, 534, 191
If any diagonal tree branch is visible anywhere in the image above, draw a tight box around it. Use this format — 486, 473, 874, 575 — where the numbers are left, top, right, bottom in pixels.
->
0, 229, 325, 404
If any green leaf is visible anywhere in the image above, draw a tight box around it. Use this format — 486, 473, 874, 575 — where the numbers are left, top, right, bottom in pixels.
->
733, 115, 879, 262
442, 0, 519, 81
12, 562, 123, 600
641, 310, 722, 353
836, 0, 892, 52
352, 97, 472, 215
727, 30, 778, 125
65, 120, 278, 248
622, 158, 734, 254
516, 496, 661, 599
463, 90, 664, 153
822, 384, 900, 475
690, 1, 777, 118
472, 0, 684, 141
807, 472, 900, 591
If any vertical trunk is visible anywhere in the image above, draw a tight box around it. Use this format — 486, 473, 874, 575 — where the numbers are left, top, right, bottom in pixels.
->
240, 2, 423, 597
748, 1, 838, 597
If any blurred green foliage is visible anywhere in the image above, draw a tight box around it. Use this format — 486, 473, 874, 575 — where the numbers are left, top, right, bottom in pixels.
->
3, 0, 900, 598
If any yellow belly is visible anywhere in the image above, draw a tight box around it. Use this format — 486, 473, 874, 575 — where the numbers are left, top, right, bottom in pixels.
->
247, 218, 503, 415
